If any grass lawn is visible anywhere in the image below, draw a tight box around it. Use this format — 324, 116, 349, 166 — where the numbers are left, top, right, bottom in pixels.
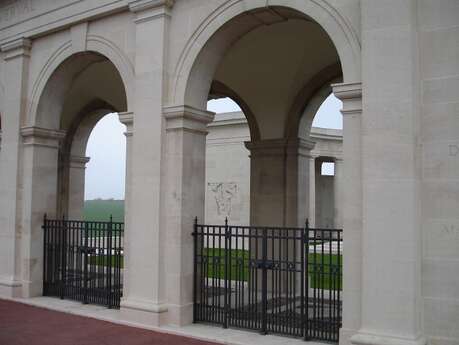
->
201, 248, 342, 290
203, 248, 249, 281
89, 249, 342, 290
84, 200, 124, 222
307, 253, 342, 290
89, 255, 124, 268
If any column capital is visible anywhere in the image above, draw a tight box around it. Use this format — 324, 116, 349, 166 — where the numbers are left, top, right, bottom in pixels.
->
21, 126, 66, 149
287, 138, 316, 157
164, 105, 214, 135
119, 111, 134, 137
332, 82, 362, 116
69, 155, 91, 169
129, 0, 174, 22
1, 38, 31, 61
244, 138, 316, 158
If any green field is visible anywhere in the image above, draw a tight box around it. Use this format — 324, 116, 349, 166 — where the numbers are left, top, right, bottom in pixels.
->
89, 254, 124, 268
84, 200, 124, 222
201, 248, 342, 290
83, 202, 342, 290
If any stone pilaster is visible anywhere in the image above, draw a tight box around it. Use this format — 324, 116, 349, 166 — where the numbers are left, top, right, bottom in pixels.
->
117, 111, 133, 300
20, 126, 66, 297
334, 157, 343, 229
0, 38, 31, 298
308, 155, 317, 227
163, 105, 214, 326
120, 0, 174, 327
67, 155, 90, 220
333, 82, 363, 345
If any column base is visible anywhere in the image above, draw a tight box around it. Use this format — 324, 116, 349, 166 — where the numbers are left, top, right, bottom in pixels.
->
340, 328, 359, 345
0, 277, 22, 298
21, 280, 43, 298
120, 298, 169, 327
351, 331, 426, 345
167, 303, 193, 326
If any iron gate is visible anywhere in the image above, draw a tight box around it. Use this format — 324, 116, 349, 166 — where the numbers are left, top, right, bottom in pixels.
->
192, 219, 342, 342
43, 215, 124, 308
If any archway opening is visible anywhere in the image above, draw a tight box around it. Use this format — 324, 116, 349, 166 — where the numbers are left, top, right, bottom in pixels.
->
205, 97, 251, 225
35, 51, 128, 308
185, 5, 346, 341
82, 113, 126, 223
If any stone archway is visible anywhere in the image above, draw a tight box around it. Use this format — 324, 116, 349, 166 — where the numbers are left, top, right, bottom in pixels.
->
17, 51, 130, 299
164, 4, 363, 342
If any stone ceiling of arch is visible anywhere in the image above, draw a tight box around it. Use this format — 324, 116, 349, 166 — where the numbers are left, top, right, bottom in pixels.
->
214, 18, 340, 140
60, 60, 126, 129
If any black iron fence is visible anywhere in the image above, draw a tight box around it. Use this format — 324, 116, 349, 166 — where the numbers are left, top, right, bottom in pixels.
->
43, 215, 124, 309
192, 219, 342, 343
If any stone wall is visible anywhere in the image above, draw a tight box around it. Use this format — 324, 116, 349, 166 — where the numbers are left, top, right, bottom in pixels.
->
205, 111, 343, 227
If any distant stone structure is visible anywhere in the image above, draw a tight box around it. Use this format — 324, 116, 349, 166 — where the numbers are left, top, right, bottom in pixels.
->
205, 112, 343, 229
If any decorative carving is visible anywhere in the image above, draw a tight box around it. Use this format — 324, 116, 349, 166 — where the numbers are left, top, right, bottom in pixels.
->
208, 182, 238, 217
0, 0, 35, 24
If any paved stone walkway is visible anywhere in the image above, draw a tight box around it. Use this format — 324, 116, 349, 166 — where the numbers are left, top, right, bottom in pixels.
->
0, 299, 219, 345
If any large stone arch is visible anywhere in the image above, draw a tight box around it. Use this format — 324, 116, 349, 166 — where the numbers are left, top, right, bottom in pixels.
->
28, 36, 134, 128
209, 80, 261, 140
57, 103, 117, 218
172, 0, 360, 109
284, 63, 342, 139
162, 0, 363, 332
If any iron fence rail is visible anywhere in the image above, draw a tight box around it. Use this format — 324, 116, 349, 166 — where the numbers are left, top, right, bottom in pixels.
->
192, 219, 342, 343
43, 215, 124, 309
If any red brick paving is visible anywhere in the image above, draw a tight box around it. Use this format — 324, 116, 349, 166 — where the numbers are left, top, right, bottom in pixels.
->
0, 299, 219, 345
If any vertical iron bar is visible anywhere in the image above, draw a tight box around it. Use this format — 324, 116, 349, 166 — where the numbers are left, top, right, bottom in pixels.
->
60, 215, 66, 300
193, 217, 198, 323
107, 215, 113, 308
301, 222, 306, 338
224, 218, 229, 328
42, 214, 47, 296
83, 221, 89, 304
261, 227, 268, 335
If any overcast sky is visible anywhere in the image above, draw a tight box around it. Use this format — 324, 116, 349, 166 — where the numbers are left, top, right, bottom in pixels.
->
84, 95, 342, 200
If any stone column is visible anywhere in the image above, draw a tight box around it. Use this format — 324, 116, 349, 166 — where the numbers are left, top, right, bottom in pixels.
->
245, 139, 288, 227
20, 127, 66, 297
285, 139, 316, 228
333, 157, 343, 229
332, 82, 362, 345
118, 111, 133, 299
246, 138, 314, 293
67, 155, 90, 220
309, 155, 317, 227
120, 0, 173, 326
246, 138, 315, 228
163, 105, 214, 326
0, 38, 31, 297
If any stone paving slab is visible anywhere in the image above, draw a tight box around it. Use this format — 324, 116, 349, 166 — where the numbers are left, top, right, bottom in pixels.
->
0, 299, 218, 345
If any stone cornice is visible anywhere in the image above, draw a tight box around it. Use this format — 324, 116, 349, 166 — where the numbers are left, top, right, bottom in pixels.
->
164, 105, 214, 134
118, 111, 134, 137
332, 82, 362, 116
332, 82, 362, 100
1, 38, 31, 61
128, 0, 174, 13
69, 155, 91, 169
129, 0, 174, 23
245, 138, 316, 158
21, 126, 66, 148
